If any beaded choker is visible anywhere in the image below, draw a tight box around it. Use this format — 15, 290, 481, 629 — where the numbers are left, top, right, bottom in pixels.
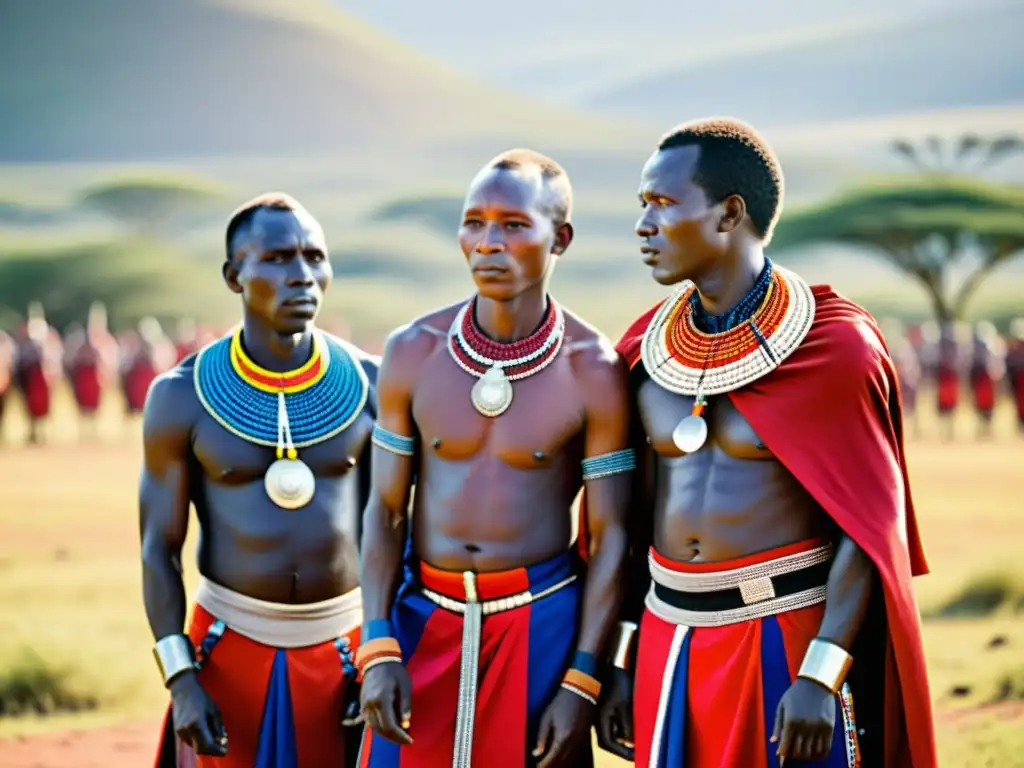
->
690, 258, 774, 334
640, 264, 815, 452
447, 296, 565, 417
194, 329, 369, 509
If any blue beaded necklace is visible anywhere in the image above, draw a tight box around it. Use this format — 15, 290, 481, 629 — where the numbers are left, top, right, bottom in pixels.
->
194, 329, 369, 450
690, 257, 774, 334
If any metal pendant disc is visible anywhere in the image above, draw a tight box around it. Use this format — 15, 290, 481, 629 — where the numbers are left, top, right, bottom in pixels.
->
672, 415, 708, 453
264, 458, 316, 510
471, 365, 513, 417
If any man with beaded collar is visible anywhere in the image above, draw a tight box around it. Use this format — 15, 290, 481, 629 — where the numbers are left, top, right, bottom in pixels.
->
357, 149, 634, 768
592, 118, 938, 768
141, 193, 377, 767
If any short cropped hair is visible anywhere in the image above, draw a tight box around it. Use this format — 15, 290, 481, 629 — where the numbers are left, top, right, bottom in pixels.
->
657, 118, 783, 242
225, 192, 301, 260
487, 148, 573, 226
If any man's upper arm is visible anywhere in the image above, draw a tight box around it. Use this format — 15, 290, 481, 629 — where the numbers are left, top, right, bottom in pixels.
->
370, 324, 433, 516
139, 371, 194, 557
577, 339, 632, 459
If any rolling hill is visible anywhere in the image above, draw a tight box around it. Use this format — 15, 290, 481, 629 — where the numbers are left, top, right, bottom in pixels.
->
582, 1, 1023, 128
0, 0, 645, 162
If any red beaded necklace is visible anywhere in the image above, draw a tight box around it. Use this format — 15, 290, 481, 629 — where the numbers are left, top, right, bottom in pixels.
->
447, 296, 565, 417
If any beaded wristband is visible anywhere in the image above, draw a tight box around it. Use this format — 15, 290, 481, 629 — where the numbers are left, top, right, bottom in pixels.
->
372, 424, 415, 457
355, 637, 403, 678
581, 448, 636, 481
561, 669, 602, 706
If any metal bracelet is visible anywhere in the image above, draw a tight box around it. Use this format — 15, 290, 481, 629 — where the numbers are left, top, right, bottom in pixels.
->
797, 638, 854, 694
153, 633, 197, 688
611, 621, 638, 670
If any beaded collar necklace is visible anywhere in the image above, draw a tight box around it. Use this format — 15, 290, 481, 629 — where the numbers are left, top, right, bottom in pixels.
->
447, 295, 565, 417
690, 258, 774, 334
194, 328, 369, 508
640, 263, 815, 452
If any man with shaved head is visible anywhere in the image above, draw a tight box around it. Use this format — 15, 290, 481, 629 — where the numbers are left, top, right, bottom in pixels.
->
357, 149, 633, 767
142, 192, 378, 767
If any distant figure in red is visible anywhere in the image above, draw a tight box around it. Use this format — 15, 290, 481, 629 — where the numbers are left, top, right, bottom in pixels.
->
883, 319, 922, 439
969, 322, 1006, 440
934, 322, 965, 441
1005, 318, 1024, 435
173, 317, 217, 363
65, 302, 120, 439
0, 330, 14, 440
13, 302, 62, 445
122, 317, 175, 416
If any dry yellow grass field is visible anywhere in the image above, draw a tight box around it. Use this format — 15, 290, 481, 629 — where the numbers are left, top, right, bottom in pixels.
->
0, 386, 1022, 766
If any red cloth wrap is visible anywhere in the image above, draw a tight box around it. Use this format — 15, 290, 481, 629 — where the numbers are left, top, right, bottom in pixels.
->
72, 361, 102, 412
970, 369, 995, 412
937, 368, 958, 412
124, 359, 157, 412
154, 603, 358, 768
582, 284, 937, 767
19, 361, 51, 418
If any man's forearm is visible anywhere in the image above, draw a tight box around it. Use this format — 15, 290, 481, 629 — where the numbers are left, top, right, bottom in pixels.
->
574, 524, 628, 657
141, 542, 188, 642
359, 498, 407, 625
815, 535, 876, 650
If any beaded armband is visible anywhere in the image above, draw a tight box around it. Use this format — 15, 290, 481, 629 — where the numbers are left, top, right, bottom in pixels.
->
797, 638, 853, 694
581, 448, 636, 481
354, 619, 403, 679
561, 650, 602, 706
371, 424, 416, 457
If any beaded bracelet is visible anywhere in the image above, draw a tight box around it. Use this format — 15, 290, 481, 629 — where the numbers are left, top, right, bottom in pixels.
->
581, 448, 636, 481
355, 637, 403, 678
560, 650, 602, 706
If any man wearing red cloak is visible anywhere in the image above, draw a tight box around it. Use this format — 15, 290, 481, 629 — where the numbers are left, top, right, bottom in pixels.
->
593, 118, 937, 767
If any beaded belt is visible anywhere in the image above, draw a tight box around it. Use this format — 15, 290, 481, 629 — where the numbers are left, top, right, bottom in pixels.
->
420, 571, 576, 768
645, 543, 833, 627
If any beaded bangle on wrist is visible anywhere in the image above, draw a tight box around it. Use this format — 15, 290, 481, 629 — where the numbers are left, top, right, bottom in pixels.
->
354, 631, 403, 680
797, 638, 853, 694
561, 651, 602, 705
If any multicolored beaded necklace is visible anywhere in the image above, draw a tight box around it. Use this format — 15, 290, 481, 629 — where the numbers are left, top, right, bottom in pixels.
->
640, 261, 815, 452
194, 328, 369, 508
447, 295, 565, 417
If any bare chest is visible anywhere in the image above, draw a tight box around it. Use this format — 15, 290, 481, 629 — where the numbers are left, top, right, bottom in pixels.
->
192, 407, 374, 484
638, 377, 772, 461
412, 353, 585, 469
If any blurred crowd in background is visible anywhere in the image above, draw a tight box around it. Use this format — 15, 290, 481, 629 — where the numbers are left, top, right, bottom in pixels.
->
0, 300, 1022, 447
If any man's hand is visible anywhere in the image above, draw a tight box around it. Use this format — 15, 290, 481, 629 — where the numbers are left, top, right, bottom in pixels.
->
771, 677, 837, 763
596, 667, 634, 760
532, 688, 596, 768
360, 663, 413, 746
169, 673, 228, 757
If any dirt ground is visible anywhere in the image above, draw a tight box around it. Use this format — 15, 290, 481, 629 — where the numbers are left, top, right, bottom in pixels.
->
0, 720, 159, 767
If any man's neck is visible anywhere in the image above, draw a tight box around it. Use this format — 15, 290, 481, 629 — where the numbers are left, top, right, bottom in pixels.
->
240, 315, 314, 372
474, 286, 549, 343
692, 245, 767, 318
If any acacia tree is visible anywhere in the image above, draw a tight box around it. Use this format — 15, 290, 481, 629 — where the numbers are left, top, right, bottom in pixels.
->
77, 172, 227, 236
771, 176, 1024, 323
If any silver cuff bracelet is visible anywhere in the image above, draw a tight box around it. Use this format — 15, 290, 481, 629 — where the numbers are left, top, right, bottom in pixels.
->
153, 634, 196, 687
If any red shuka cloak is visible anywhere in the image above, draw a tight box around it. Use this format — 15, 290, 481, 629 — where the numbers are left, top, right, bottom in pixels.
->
579, 284, 937, 768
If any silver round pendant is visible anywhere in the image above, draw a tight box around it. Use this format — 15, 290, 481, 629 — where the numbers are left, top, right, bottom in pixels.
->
672, 414, 708, 453
264, 458, 316, 510
471, 365, 513, 417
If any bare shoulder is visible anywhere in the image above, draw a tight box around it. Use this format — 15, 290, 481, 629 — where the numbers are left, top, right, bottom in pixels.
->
142, 360, 201, 440
323, 331, 381, 387
379, 301, 463, 381
561, 307, 628, 401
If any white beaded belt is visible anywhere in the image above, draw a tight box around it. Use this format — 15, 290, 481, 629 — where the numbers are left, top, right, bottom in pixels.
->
420, 570, 578, 768
646, 543, 832, 628
420, 574, 578, 616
